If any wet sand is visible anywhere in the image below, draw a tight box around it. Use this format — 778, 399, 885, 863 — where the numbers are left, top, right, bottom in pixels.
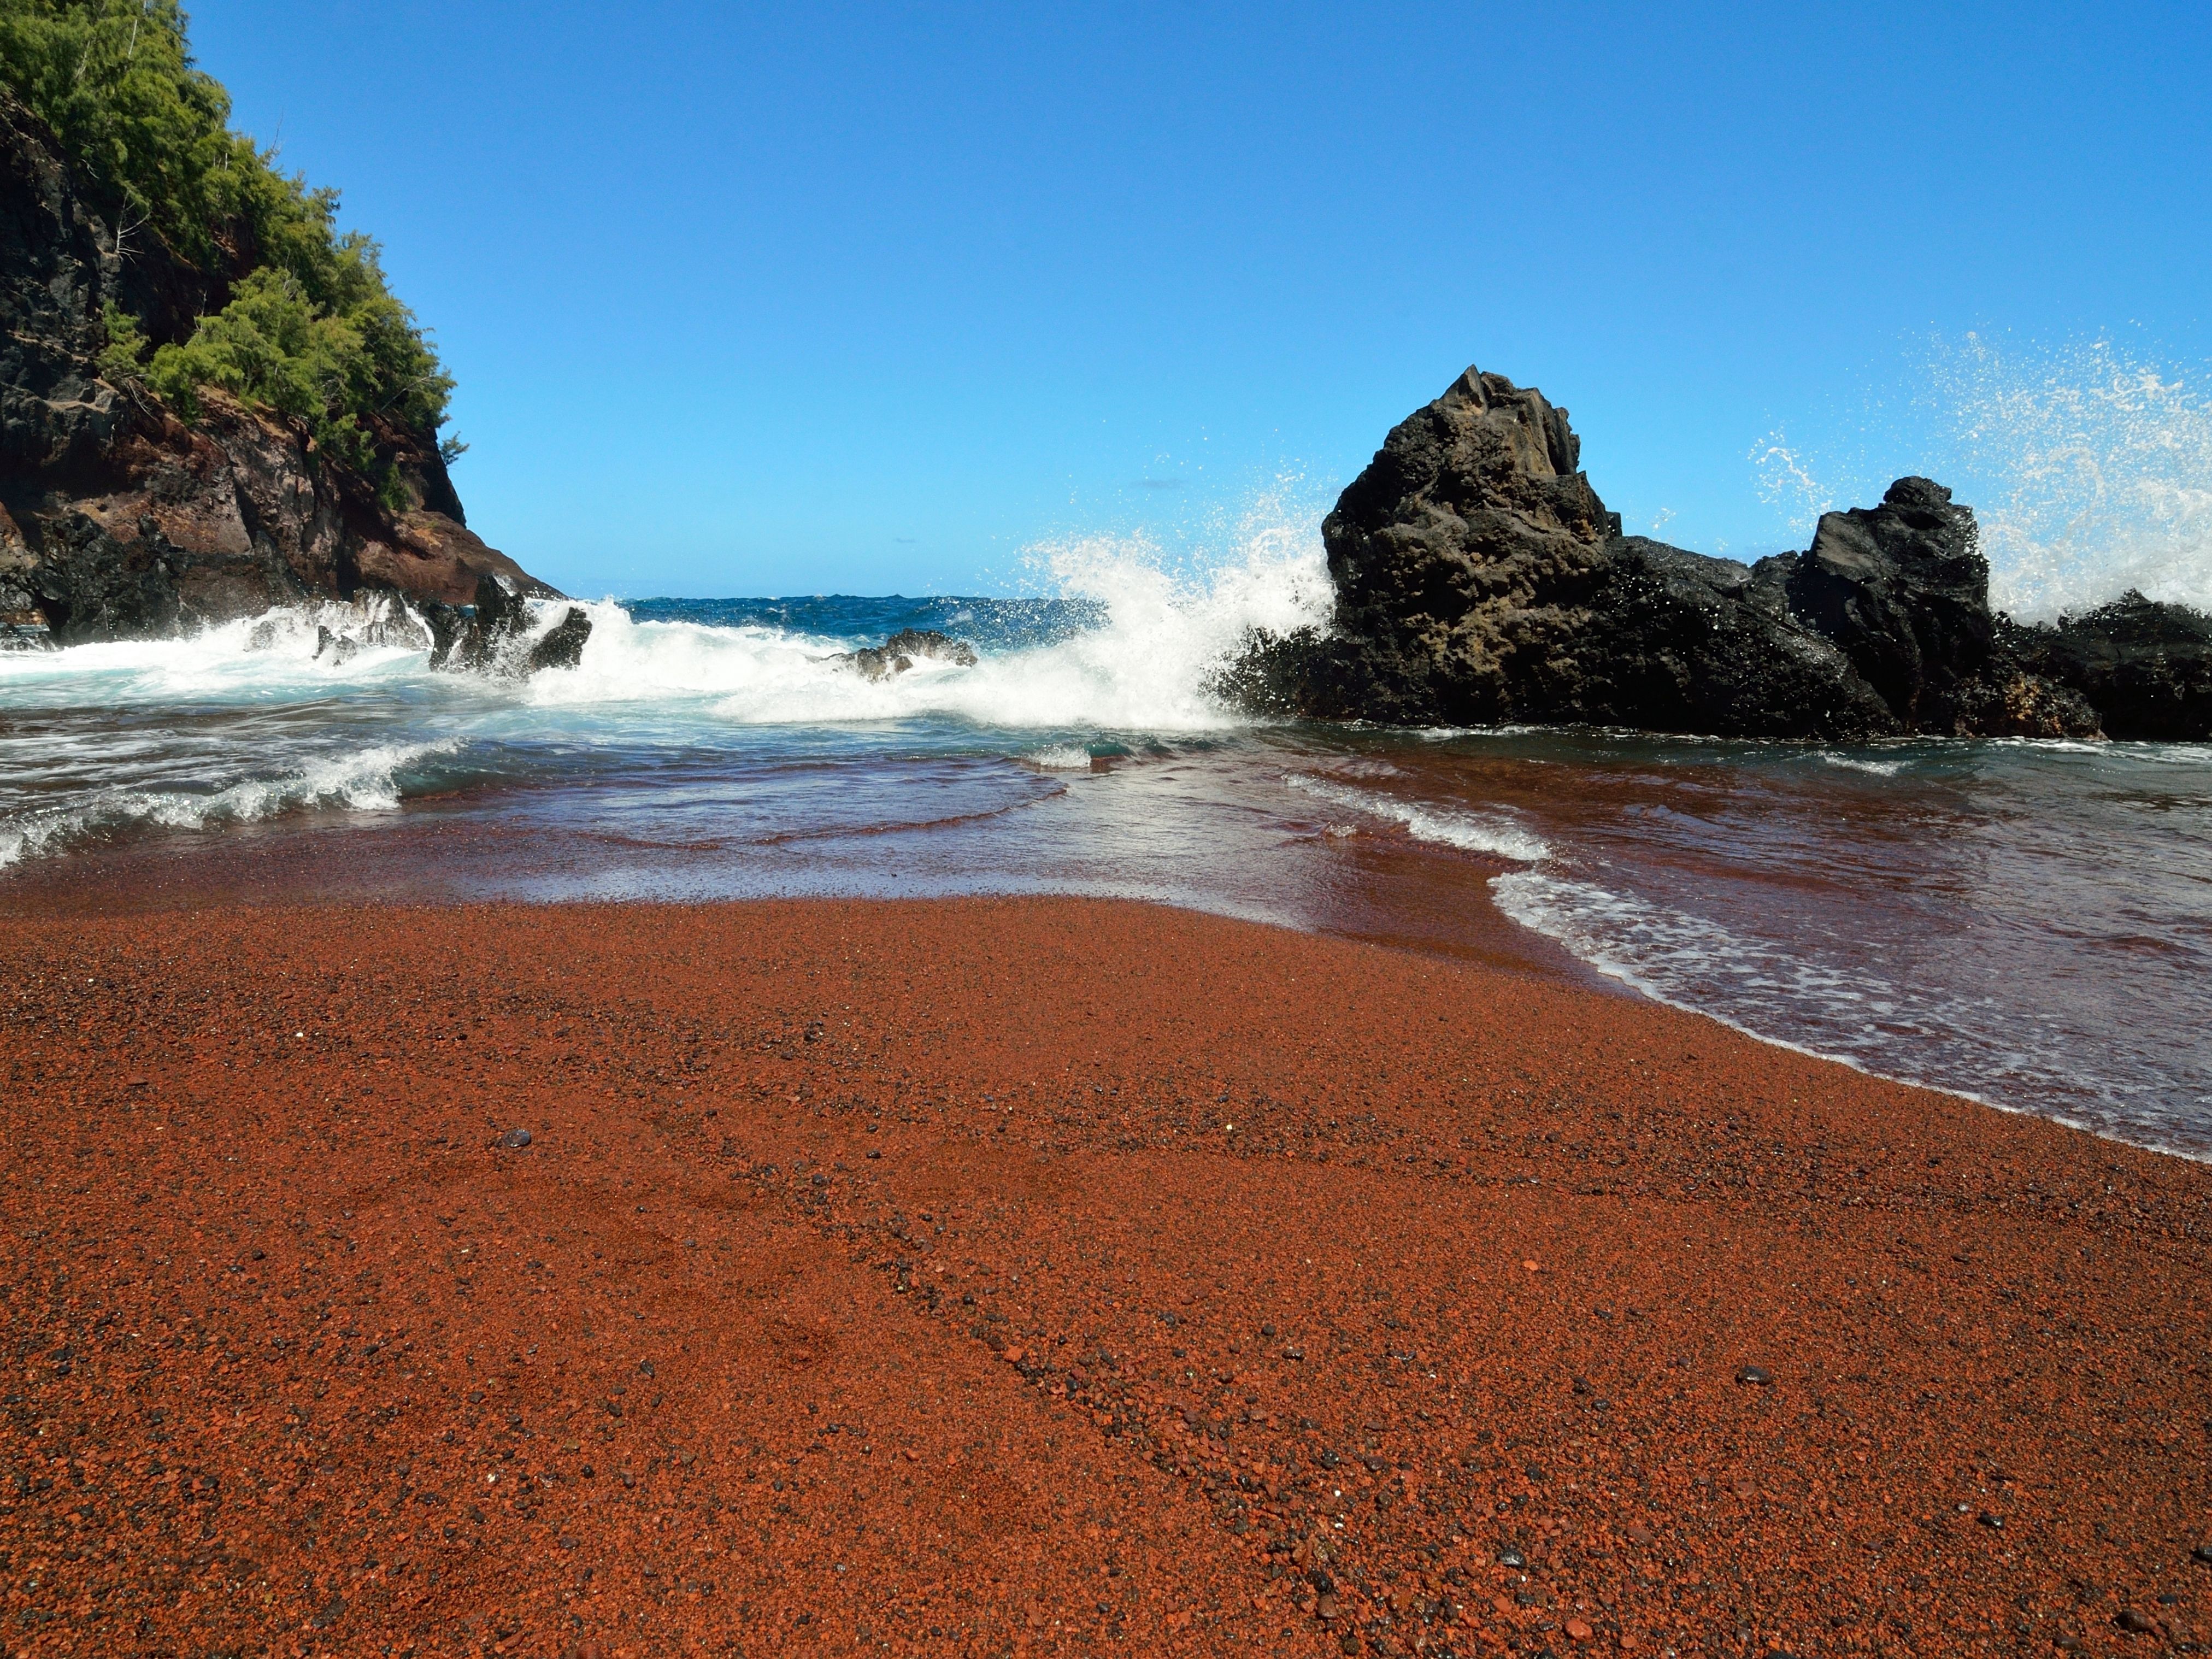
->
3, 897, 2208, 1657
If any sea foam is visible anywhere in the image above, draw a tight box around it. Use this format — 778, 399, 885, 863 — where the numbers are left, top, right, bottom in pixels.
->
523, 501, 1332, 731
0, 738, 461, 869
1282, 774, 1551, 863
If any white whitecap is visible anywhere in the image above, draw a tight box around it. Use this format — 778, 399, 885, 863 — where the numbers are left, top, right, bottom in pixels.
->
1283, 774, 1550, 863
0, 738, 460, 869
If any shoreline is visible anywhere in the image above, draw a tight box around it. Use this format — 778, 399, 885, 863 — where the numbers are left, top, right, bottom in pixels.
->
4, 896, 2208, 1656
4, 811, 2204, 1172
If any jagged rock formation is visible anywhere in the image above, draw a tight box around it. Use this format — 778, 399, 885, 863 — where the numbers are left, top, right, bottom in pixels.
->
1780, 478, 2102, 737
834, 628, 979, 681
1234, 366, 2203, 740
2004, 593, 2212, 741
422, 574, 591, 675
0, 87, 559, 650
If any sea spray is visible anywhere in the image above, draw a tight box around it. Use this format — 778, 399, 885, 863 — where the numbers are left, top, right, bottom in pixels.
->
1924, 333, 2212, 619
526, 490, 1333, 730
1753, 333, 2212, 620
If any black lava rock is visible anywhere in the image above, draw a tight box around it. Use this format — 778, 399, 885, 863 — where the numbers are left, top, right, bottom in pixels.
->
2007, 590, 2212, 739
1734, 1364, 1774, 1385
497, 1128, 533, 1150
528, 606, 593, 672
1786, 477, 1999, 728
1227, 366, 2189, 739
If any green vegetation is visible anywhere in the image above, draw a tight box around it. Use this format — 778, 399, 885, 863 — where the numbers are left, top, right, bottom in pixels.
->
0, 0, 457, 494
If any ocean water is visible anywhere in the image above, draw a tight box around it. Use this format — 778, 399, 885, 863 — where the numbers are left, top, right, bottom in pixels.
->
3, 522, 2208, 1163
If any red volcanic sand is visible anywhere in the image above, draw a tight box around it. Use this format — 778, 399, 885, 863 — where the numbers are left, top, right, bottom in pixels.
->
4, 898, 2210, 1658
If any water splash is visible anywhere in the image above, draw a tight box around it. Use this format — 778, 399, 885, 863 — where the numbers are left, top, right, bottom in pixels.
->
1923, 334, 2212, 620
1750, 334, 2212, 621
1750, 432, 1837, 537
528, 481, 1334, 730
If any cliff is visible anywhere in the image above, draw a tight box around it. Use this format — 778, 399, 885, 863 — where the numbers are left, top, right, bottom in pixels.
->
0, 86, 559, 647
1232, 367, 2209, 742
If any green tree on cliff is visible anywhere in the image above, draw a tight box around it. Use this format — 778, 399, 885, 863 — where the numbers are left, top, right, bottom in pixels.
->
0, 0, 457, 494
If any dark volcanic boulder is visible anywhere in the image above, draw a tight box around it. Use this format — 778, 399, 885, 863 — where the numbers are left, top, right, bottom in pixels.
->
1789, 479, 1998, 729
2006, 592, 2212, 740
1553, 536, 1901, 738
1258, 367, 1896, 737
527, 605, 594, 673
1243, 365, 2117, 740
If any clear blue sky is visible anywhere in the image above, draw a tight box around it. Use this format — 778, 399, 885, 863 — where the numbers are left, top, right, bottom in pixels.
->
191, 1, 2210, 598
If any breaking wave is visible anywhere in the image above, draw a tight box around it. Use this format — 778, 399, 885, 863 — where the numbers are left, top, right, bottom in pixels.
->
527, 501, 1331, 730
0, 492, 1335, 869
0, 739, 461, 869
1282, 774, 1551, 863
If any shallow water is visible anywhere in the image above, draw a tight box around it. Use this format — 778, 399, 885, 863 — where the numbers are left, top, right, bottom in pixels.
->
3, 574, 2208, 1161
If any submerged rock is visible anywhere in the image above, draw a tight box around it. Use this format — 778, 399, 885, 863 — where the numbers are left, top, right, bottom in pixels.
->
835, 627, 979, 681
1233, 365, 2196, 740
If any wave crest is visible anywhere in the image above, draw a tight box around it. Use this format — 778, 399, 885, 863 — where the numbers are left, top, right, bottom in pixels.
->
0, 739, 460, 869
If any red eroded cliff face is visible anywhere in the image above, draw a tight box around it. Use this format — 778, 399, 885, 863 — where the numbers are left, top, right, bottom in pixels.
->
0, 88, 558, 646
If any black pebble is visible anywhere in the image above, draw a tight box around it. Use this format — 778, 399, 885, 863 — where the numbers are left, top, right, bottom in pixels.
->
2115, 1608, 2157, 1633
2192, 1543, 2212, 1564
498, 1128, 532, 1150
1734, 1363, 1774, 1385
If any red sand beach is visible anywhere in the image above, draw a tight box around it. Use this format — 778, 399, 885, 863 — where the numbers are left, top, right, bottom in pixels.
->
3, 897, 2208, 1657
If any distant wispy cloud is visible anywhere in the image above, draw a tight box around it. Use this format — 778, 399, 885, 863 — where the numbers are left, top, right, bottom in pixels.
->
893, 536, 919, 544
1133, 478, 1186, 490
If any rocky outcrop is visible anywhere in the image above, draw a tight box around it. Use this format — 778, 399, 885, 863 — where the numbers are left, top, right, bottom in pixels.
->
421, 573, 591, 675
2005, 592, 2212, 740
0, 87, 558, 648
834, 628, 979, 681
1238, 366, 2199, 740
